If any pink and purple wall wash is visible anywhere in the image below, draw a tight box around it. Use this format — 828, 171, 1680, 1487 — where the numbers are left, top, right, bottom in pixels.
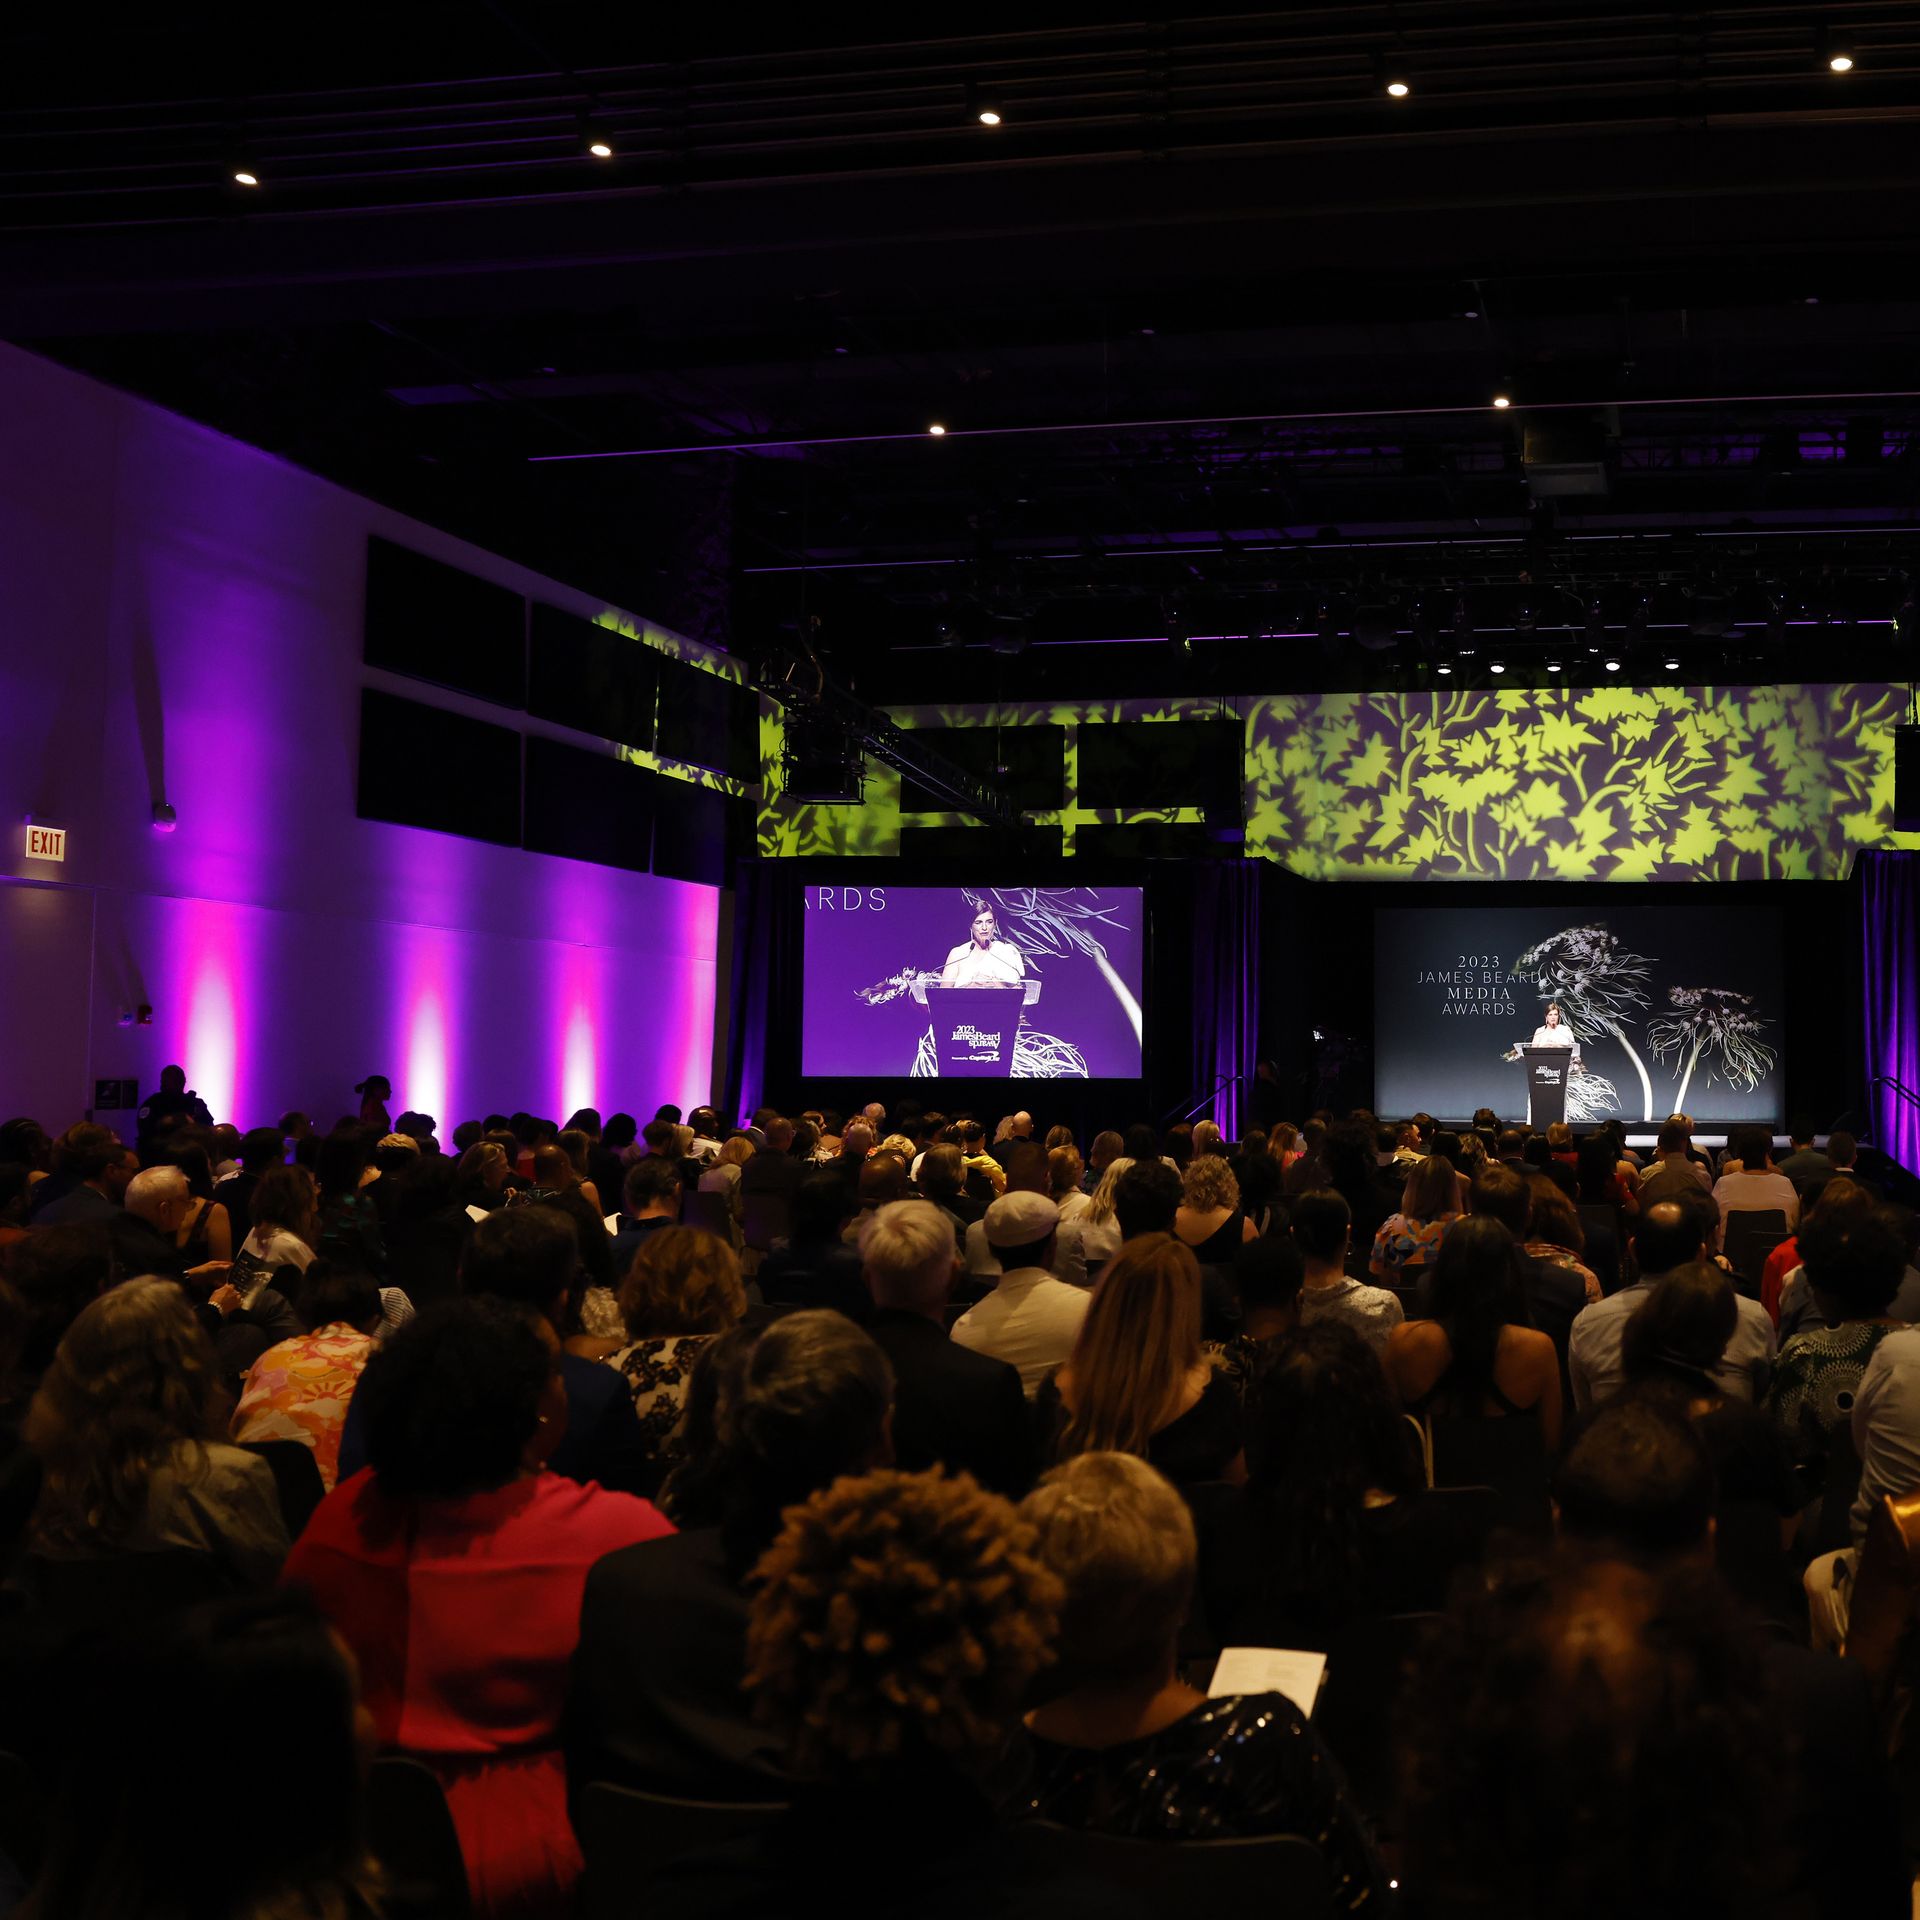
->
0, 342, 721, 1131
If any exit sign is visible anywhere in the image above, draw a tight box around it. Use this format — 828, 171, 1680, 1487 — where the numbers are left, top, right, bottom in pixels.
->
25, 824, 66, 862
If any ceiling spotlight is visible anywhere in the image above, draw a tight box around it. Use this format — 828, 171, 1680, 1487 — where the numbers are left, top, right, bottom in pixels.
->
1664, 654, 1682, 671
927, 422, 947, 436
968, 83, 1005, 125
579, 115, 616, 159
1820, 25, 1856, 70
587, 139, 613, 159
231, 168, 260, 187
1546, 659, 1563, 673
1375, 49, 1413, 97
1436, 661, 1453, 675
1492, 394, 1512, 410
1489, 660, 1506, 675
1603, 656, 1622, 673
1386, 78, 1411, 98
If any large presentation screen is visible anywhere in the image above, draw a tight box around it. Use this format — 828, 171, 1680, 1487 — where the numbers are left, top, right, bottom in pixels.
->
1374, 905, 1785, 1126
802, 884, 1145, 1080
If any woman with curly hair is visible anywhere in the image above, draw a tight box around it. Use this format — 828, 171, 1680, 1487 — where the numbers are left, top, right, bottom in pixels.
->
654, 1466, 1062, 1913
605, 1226, 749, 1480
1035, 1234, 1244, 1487
1172, 1152, 1259, 1263
26, 1277, 288, 1589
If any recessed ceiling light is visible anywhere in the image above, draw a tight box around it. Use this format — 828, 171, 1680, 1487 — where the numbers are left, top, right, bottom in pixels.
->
1830, 52, 1854, 70
1489, 661, 1506, 674
1664, 655, 1682, 670
1604, 657, 1622, 672
1546, 659, 1563, 673
588, 140, 614, 158
1436, 662, 1453, 675
232, 169, 260, 187
1386, 79, 1410, 98
927, 423, 948, 436
1492, 394, 1512, 409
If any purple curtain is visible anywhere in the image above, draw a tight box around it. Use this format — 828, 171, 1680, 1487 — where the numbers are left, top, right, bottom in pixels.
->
1188, 861, 1263, 1140
1860, 850, 1920, 1175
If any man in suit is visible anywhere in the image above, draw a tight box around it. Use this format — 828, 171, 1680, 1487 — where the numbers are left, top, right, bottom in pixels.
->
739, 1115, 806, 1203
861, 1199, 1033, 1496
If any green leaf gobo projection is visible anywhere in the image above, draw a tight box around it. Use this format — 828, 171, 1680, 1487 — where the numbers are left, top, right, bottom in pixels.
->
757, 683, 1919, 878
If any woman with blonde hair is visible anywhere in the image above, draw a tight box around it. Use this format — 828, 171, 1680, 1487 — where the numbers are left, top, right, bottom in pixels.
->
1172, 1152, 1259, 1262
1036, 1234, 1244, 1487
605, 1226, 749, 1477
697, 1132, 756, 1248
1018, 1452, 1387, 1895
26, 1278, 288, 1589
1268, 1121, 1302, 1169
1075, 1155, 1136, 1275
1048, 1144, 1089, 1223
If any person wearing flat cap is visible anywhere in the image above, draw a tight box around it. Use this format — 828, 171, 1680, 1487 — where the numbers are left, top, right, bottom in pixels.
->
949, 1190, 1089, 1398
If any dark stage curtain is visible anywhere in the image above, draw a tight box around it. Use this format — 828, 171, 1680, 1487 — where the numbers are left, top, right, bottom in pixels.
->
720, 859, 802, 1126
1859, 850, 1920, 1174
1180, 860, 1264, 1141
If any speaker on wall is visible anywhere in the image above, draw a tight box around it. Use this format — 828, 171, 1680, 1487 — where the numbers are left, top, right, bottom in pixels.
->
1896, 724, 1920, 832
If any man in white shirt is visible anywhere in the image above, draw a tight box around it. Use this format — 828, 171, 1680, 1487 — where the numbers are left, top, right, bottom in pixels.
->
950, 1191, 1088, 1396
940, 907, 1025, 989
1710, 1125, 1799, 1252
1289, 1188, 1402, 1351
1807, 1317, 1920, 1651
1568, 1199, 1775, 1410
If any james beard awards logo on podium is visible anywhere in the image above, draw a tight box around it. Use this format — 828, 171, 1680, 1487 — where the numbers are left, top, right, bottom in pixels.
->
800, 885, 1145, 1081
1377, 910, 1782, 1123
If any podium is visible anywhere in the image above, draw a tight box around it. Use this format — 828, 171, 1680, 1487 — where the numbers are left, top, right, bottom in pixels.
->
913, 979, 1041, 1078
1520, 1047, 1570, 1129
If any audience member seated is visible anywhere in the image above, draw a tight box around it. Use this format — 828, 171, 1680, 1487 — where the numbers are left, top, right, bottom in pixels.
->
919, 1141, 982, 1232
1522, 1178, 1602, 1305
1399, 1555, 1815, 1920
1570, 1200, 1776, 1410
381, 1147, 472, 1311
1018, 1451, 1390, 1902
861, 1199, 1033, 1495
1082, 1128, 1125, 1195
739, 1114, 805, 1206
1291, 1189, 1403, 1351
697, 1133, 755, 1247
1206, 1236, 1305, 1392
1072, 1155, 1133, 1276
600, 1226, 749, 1482
1049, 1145, 1089, 1223
30, 1124, 136, 1226
286, 1296, 672, 1919
648, 1467, 1068, 1919
456, 1138, 515, 1213
1774, 1178, 1920, 1334
1469, 1163, 1583, 1376
1196, 1321, 1467, 1649
231, 1259, 384, 1490
1776, 1121, 1833, 1193
1765, 1204, 1910, 1480
1323, 1120, 1391, 1273
758, 1173, 870, 1318
1035, 1235, 1243, 1487
1368, 1152, 1460, 1285
842, 1151, 911, 1248
1385, 1214, 1563, 1453
1171, 1154, 1258, 1263
26, 1277, 288, 1590
24, 1593, 381, 1919
608, 1154, 683, 1274
1549, 1401, 1904, 1920
313, 1126, 387, 1278
566, 1310, 893, 1801
1712, 1125, 1801, 1250
950, 1193, 1087, 1396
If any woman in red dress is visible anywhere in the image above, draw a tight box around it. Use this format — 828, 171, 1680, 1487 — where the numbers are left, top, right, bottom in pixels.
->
285, 1295, 673, 1918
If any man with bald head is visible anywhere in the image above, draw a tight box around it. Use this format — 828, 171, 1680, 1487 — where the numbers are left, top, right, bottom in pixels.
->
1567, 1197, 1776, 1409
990, 1110, 1035, 1174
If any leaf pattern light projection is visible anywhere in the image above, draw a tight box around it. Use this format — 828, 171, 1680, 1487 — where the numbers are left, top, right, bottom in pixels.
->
757, 684, 1920, 878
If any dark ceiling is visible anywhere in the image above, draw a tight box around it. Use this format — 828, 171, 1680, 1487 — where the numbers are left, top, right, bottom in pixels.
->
6, 3, 1920, 701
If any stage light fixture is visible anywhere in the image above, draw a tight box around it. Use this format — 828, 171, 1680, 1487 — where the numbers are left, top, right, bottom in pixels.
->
968, 83, 1005, 125
1664, 653, 1682, 671
579, 115, 616, 159
1375, 50, 1413, 97
1603, 656, 1622, 672
1546, 658, 1563, 673
1492, 394, 1512, 409
1489, 660, 1506, 675
1820, 25, 1856, 70
1435, 661, 1454, 675
927, 422, 947, 436
232, 167, 260, 187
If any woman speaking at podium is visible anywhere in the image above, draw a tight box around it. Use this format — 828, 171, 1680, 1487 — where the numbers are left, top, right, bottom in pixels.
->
1503, 1001, 1581, 1126
940, 906, 1026, 989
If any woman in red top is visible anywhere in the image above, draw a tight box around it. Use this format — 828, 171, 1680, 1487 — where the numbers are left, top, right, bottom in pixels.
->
285, 1296, 672, 1919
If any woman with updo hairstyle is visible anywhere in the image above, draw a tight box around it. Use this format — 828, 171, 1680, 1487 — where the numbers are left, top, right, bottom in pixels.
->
607, 1225, 749, 1478
1018, 1452, 1389, 1898
648, 1468, 1061, 1911
286, 1297, 671, 1919
26, 1278, 287, 1589
1036, 1233, 1243, 1487
1173, 1151, 1258, 1261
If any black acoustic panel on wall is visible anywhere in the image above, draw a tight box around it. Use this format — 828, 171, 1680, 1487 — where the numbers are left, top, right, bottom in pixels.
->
527, 602, 659, 753
653, 780, 750, 887
898, 725, 1067, 814
522, 733, 655, 873
1075, 821, 1224, 862
898, 823, 1066, 864
364, 536, 526, 708
1076, 719, 1242, 818
656, 657, 759, 781
357, 689, 521, 846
